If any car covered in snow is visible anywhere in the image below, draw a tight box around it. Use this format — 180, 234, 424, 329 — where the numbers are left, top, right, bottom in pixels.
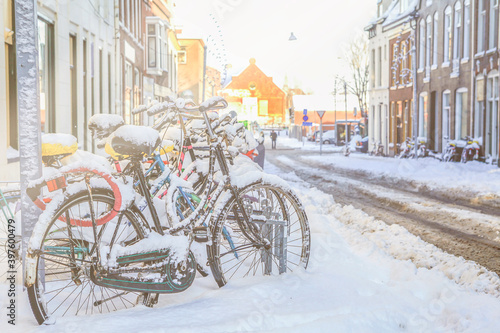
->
316, 130, 336, 145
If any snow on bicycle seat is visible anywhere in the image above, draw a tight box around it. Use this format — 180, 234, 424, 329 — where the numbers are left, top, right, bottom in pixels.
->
41, 133, 78, 157
88, 114, 124, 139
111, 125, 161, 157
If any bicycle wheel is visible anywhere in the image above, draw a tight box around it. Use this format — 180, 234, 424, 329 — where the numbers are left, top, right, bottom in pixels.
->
208, 182, 310, 287
26, 191, 151, 325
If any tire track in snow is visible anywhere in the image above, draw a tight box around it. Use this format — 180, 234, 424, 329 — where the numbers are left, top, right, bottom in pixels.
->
266, 152, 500, 293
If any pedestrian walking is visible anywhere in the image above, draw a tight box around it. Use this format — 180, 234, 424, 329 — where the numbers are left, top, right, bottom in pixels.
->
254, 132, 265, 169
271, 130, 277, 149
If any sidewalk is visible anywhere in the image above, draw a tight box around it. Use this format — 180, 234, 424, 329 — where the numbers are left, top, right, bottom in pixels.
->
279, 137, 500, 198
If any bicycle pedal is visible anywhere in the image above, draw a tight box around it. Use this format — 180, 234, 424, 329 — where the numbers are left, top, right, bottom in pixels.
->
193, 226, 209, 243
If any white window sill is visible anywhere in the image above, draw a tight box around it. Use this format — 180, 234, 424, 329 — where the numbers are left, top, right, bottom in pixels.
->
423, 78, 430, 83
431, 64, 438, 70
461, 58, 469, 64
146, 68, 163, 76
475, 51, 485, 58
417, 68, 424, 73
442, 62, 450, 67
450, 73, 459, 78
486, 48, 497, 55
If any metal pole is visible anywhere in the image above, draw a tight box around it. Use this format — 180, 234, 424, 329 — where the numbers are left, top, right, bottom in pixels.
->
202, 45, 207, 102
344, 80, 348, 143
334, 78, 337, 140
411, 24, 418, 158
320, 117, 323, 155
15, 0, 42, 284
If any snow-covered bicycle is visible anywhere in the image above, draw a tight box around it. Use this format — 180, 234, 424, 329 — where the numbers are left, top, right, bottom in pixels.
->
25, 97, 311, 324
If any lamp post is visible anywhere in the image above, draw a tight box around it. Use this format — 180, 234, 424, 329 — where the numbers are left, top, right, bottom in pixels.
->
344, 80, 348, 143
409, 11, 419, 159
334, 78, 337, 135
336, 76, 349, 144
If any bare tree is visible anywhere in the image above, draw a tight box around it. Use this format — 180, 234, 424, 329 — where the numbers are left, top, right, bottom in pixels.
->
343, 33, 369, 115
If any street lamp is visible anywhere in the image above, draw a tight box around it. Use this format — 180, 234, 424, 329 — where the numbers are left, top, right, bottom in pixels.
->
335, 75, 349, 145
409, 10, 419, 158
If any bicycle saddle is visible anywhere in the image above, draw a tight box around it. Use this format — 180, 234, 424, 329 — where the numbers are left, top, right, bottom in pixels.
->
111, 125, 161, 157
41, 133, 78, 166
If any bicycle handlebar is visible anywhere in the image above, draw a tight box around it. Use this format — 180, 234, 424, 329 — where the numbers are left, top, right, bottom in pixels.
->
132, 104, 149, 115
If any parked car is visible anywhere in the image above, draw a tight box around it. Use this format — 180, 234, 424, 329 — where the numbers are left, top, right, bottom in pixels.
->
316, 130, 336, 144
307, 130, 320, 141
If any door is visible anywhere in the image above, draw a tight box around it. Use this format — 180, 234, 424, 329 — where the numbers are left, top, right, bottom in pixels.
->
442, 91, 450, 149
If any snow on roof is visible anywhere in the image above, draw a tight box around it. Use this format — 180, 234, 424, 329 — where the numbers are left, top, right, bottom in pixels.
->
382, 0, 419, 28
292, 94, 359, 112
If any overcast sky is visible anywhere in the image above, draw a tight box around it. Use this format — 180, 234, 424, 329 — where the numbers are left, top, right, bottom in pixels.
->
175, 0, 376, 94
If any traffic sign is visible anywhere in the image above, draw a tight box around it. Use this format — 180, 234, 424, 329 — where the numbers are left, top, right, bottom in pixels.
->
302, 122, 312, 126
303, 115, 309, 121
316, 110, 325, 118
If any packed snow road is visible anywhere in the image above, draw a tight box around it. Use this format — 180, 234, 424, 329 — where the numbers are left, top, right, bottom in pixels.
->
3, 148, 500, 332
266, 148, 500, 275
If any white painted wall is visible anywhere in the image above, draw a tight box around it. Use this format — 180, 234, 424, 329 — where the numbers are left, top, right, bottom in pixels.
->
0, 0, 116, 180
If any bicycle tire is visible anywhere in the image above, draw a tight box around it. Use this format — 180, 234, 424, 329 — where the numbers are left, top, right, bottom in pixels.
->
26, 190, 151, 324
208, 182, 310, 287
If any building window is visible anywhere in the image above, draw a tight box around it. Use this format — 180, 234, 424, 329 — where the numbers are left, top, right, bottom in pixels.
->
486, 73, 499, 158
391, 44, 397, 87
378, 47, 382, 87
83, 39, 88, 150
99, 48, 103, 114
478, 0, 486, 52
147, 24, 156, 67
419, 93, 428, 138
146, 17, 169, 75
178, 50, 187, 64
433, 12, 438, 66
444, 7, 452, 63
400, 0, 409, 13
464, 1, 470, 58
377, 0, 383, 17
124, 62, 133, 124
426, 16, 432, 72
108, 53, 112, 113
371, 48, 376, 88
453, 2, 461, 60
419, 20, 425, 69
489, 0, 498, 49
455, 88, 468, 139
38, 18, 55, 133
119, 0, 124, 23
70, 35, 77, 138
474, 77, 484, 139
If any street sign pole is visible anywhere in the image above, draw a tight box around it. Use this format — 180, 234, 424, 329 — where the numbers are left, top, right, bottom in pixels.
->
15, 0, 42, 284
317, 111, 325, 156
302, 109, 308, 146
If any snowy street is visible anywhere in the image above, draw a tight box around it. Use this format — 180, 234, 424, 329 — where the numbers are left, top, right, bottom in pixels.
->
266, 145, 500, 275
4, 140, 500, 332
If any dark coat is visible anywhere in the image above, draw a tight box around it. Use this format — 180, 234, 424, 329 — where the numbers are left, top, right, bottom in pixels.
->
254, 143, 265, 169
270, 132, 277, 141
